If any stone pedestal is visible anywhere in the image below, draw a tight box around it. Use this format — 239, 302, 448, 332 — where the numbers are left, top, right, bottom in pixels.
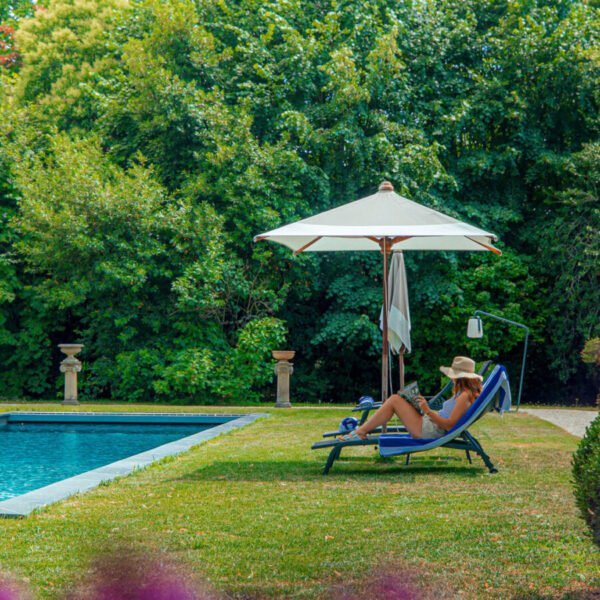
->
59, 344, 83, 405
272, 351, 295, 408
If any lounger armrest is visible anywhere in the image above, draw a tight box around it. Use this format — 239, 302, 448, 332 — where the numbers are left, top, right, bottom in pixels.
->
352, 402, 382, 413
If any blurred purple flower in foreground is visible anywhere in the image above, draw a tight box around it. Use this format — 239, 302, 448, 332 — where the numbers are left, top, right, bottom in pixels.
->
0, 577, 30, 600
66, 550, 217, 600
0, 588, 18, 600
371, 574, 421, 600
331, 565, 450, 600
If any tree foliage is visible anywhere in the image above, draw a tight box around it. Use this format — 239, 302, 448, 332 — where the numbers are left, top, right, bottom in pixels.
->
0, 0, 597, 403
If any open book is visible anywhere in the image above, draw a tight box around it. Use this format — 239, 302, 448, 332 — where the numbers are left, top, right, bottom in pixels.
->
399, 381, 423, 414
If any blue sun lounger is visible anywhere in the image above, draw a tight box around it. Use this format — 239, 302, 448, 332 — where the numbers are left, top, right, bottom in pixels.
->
321, 360, 493, 438
312, 365, 511, 475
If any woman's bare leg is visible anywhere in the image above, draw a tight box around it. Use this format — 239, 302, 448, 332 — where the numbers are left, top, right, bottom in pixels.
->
355, 395, 423, 438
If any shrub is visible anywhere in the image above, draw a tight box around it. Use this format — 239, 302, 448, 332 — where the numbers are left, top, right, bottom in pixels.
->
572, 413, 600, 547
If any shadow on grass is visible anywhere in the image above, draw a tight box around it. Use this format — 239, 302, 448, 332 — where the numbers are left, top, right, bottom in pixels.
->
172, 455, 484, 483
513, 591, 600, 600
326, 455, 483, 479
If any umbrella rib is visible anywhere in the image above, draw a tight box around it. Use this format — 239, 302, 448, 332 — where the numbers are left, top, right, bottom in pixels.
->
390, 236, 411, 247
366, 236, 412, 248
466, 236, 502, 255
293, 236, 322, 255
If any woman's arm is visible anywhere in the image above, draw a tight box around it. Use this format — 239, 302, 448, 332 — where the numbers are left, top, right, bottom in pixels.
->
423, 391, 472, 431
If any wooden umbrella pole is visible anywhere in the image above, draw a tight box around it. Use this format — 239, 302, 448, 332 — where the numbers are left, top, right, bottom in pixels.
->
381, 238, 390, 405
399, 346, 405, 391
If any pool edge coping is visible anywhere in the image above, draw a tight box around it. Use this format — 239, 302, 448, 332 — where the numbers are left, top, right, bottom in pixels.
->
0, 412, 269, 518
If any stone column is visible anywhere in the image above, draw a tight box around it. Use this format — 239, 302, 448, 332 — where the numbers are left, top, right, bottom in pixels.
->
59, 344, 84, 405
272, 351, 295, 408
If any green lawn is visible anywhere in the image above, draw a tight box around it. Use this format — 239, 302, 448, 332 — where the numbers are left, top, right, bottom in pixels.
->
0, 403, 598, 599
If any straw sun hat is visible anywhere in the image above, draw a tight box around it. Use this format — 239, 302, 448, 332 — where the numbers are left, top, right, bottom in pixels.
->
440, 356, 483, 380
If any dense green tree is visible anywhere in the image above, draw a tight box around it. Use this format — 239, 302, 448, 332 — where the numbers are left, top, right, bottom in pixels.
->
0, 0, 39, 23
10, 134, 286, 401
534, 144, 600, 382
0, 1, 46, 70
0, 0, 596, 403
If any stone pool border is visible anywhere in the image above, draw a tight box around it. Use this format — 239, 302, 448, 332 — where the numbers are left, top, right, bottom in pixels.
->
0, 411, 268, 518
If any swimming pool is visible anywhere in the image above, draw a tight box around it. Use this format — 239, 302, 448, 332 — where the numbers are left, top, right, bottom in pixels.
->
0, 412, 266, 517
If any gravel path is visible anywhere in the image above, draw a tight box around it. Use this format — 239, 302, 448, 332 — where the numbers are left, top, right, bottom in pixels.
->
521, 409, 598, 438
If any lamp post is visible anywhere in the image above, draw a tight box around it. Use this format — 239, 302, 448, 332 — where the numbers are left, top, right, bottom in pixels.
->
467, 310, 529, 411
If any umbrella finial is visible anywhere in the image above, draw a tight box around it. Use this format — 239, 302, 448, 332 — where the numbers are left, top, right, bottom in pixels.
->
379, 181, 394, 192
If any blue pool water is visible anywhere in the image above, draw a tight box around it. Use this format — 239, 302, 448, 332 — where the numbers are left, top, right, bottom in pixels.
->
0, 421, 211, 500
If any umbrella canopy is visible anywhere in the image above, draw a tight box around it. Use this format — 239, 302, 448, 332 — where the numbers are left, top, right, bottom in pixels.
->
255, 181, 500, 402
255, 181, 500, 255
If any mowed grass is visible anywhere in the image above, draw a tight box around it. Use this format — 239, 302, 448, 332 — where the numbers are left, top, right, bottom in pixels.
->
0, 403, 598, 599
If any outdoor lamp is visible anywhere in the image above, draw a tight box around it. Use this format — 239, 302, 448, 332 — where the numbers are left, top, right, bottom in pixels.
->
467, 316, 483, 338
466, 310, 529, 411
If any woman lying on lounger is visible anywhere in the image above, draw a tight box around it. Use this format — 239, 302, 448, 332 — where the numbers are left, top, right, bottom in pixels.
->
340, 356, 483, 441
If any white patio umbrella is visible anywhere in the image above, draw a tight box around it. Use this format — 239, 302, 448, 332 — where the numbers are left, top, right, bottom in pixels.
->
255, 181, 500, 402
